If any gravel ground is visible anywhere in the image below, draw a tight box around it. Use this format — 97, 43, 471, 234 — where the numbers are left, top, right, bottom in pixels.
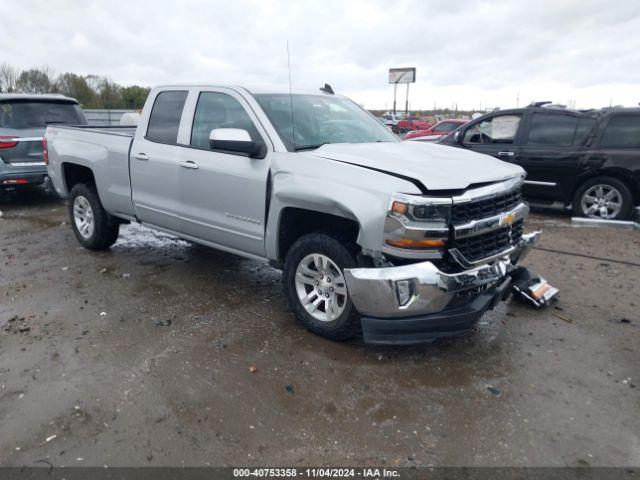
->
0, 188, 639, 467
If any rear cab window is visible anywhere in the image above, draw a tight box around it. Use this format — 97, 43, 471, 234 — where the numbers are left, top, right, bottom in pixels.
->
599, 115, 640, 149
145, 90, 188, 144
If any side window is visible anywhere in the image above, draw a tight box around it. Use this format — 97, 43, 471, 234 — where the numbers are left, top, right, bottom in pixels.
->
146, 90, 188, 144
526, 113, 578, 147
600, 115, 640, 149
463, 114, 521, 145
190, 92, 260, 149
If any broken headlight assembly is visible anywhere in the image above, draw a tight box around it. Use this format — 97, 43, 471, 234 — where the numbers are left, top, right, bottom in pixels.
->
383, 194, 451, 255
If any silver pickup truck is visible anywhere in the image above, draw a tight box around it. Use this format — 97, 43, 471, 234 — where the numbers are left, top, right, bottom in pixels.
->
46, 85, 539, 345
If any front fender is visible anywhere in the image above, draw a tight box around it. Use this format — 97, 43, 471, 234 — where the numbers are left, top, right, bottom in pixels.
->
265, 171, 393, 261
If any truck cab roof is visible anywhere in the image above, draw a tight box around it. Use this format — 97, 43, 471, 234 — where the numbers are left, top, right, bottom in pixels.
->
152, 84, 340, 97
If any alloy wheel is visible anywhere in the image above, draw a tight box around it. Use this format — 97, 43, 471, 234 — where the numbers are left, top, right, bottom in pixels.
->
73, 195, 95, 239
294, 253, 348, 322
580, 184, 623, 219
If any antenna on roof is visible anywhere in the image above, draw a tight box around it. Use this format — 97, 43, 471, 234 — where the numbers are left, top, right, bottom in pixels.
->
320, 83, 334, 94
287, 41, 296, 151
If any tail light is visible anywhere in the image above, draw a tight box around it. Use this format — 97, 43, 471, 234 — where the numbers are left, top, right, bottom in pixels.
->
0, 136, 18, 149
42, 137, 49, 165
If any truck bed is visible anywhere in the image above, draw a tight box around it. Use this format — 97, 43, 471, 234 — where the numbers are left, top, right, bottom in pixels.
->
46, 124, 138, 219
55, 125, 137, 137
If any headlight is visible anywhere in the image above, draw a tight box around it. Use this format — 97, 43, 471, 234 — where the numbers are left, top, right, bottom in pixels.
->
391, 201, 450, 222
384, 194, 451, 252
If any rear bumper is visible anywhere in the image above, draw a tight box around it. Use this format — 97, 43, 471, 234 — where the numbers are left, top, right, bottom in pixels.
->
344, 231, 540, 344
0, 171, 47, 187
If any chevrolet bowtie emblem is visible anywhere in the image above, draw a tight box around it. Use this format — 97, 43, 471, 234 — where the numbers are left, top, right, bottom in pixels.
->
501, 212, 516, 226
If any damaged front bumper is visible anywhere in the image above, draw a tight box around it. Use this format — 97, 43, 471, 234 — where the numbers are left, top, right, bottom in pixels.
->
343, 231, 540, 344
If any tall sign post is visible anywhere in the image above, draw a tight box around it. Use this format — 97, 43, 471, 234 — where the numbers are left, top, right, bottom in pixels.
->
389, 67, 416, 115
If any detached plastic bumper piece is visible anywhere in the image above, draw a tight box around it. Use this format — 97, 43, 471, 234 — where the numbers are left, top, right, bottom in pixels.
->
510, 266, 559, 308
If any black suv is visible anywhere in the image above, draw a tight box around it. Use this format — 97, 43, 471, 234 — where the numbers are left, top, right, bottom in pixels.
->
439, 103, 640, 220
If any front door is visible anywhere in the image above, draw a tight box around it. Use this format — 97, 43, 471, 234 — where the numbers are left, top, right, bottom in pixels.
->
460, 112, 524, 164
178, 89, 270, 257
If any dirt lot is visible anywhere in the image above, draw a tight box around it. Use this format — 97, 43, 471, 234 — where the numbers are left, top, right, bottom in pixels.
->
0, 188, 639, 467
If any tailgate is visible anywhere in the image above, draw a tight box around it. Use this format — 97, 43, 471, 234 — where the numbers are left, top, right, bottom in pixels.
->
0, 135, 44, 166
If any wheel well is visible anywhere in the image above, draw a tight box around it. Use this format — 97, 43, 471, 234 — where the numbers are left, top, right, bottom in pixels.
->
62, 163, 95, 192
278, 207, 360, 261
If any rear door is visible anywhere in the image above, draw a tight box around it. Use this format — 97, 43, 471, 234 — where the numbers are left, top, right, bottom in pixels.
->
518, 112, 595, 203
130, 89, 188, 231
460, 112, 525, 162
593, 112, 640, 186
177, 88, 271, 256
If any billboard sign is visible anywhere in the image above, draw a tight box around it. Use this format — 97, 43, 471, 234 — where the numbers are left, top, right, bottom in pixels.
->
388, 67, 416, 84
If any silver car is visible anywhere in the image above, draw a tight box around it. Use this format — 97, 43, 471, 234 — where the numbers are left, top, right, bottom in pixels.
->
0, 94, 86, 189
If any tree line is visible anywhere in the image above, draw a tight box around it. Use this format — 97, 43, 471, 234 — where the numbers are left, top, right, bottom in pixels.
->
0, 63, 150, 110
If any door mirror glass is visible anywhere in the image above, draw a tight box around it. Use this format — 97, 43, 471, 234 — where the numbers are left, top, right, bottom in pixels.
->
209, 128, 264, 158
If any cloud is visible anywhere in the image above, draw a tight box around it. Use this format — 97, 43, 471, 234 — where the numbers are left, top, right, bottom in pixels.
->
1, 0, 639, 109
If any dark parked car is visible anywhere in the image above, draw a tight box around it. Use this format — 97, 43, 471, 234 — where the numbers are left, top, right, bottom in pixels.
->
0, 94, 87, 190
439, 103, 640, 219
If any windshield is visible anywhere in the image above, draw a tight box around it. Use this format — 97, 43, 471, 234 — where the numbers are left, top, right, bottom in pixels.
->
254, 94, 397, 151
0, 100, 86, 129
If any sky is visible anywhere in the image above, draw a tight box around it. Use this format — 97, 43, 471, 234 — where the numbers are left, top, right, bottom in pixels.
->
2, 0, 640, 111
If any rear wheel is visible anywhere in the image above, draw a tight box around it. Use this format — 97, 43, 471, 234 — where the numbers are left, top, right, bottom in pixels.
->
69, 183, 120, 250
283, 233, 361, 341
572, 176, 633, 220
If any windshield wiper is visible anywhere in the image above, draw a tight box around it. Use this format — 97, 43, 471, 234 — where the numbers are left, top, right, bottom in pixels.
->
294, 143, 327, 152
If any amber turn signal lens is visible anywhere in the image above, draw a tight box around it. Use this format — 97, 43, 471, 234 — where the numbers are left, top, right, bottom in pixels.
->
391, 201, 408, 215
385, 238, 446, 249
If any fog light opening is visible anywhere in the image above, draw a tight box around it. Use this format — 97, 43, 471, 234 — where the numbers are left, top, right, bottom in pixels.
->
396, 279, 413, 307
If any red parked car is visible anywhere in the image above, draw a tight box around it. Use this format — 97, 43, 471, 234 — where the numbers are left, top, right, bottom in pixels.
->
396, 116, 432, 134
404, 118, 468, 141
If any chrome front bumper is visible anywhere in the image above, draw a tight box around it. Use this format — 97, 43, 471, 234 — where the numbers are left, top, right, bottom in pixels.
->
344, 231, 540, 319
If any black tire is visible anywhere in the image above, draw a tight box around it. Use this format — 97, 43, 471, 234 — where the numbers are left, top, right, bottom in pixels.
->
68, 183, 120, 250
283, 233, 361, 341
572, 176, 633, 220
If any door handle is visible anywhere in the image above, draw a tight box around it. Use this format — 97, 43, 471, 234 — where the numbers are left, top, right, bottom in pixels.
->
133, 153, 148, 161
498, 151, 515, 157
179, 160, 199, 169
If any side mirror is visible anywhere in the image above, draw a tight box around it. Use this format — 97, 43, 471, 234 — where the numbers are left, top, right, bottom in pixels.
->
209, 128, 265, 158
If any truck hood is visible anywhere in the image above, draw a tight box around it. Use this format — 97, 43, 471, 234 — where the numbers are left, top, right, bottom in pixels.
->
306, 141, 524, 191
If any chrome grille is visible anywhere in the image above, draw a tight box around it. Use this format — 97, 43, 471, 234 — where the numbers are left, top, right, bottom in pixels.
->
450, 189, 522, 225
452, 220, 524, 263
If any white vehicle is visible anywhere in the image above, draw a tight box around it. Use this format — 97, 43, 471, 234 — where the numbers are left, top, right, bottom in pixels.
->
380, 112, 404, 128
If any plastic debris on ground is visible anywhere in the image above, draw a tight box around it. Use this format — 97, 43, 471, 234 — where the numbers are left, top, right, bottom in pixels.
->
510, 267, 559, 308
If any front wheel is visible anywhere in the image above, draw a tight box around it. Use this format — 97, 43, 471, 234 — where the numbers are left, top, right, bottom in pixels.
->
283, 233, 361, 341
69, 183, 120, 250
572, 176, 633, 220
